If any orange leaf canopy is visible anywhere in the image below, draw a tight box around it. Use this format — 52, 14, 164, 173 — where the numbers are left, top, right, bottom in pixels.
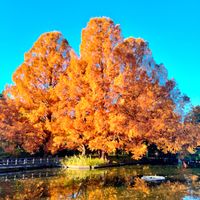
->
1, 17, 199, 158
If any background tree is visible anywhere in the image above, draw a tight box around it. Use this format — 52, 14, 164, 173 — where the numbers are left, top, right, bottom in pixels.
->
179, 106, 200, 155
0, 93, 43, 153
185, 106, 200, 124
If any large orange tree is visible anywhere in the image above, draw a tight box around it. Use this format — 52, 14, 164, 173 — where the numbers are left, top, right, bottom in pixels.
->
1, 17, 199, 157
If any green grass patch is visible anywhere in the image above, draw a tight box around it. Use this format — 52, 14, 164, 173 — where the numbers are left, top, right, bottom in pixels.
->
62, 155, 108, 167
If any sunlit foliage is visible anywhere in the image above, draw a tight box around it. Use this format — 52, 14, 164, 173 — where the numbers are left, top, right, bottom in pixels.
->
0, 17, 199, 157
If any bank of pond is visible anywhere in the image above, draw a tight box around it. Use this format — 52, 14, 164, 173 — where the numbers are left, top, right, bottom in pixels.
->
0, 153, 200, 174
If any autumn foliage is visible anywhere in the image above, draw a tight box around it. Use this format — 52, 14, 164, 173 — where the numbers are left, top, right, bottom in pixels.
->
0, 17, 199, 158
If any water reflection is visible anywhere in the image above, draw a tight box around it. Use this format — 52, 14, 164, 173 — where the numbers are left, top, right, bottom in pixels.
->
0, 165, 199, 200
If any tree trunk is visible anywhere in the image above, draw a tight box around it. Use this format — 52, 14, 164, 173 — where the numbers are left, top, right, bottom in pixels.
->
100, 150, 108, 160
81, 144, 86, 156
116, 148, 120, 158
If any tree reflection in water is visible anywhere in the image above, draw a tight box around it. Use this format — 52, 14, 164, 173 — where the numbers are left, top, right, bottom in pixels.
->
0, 166, 199, 200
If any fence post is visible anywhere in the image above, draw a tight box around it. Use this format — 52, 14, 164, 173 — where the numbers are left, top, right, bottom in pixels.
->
32, 158, 35, 164
15, 159, 17, 165
6, 159, 9, 165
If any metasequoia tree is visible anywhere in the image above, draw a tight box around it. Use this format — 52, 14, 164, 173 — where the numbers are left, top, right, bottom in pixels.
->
79, 18, 122, 156
56, 18, 123, 156
102, 38, 180, 159
2, 17, 199, 157
5, 32, 73, 153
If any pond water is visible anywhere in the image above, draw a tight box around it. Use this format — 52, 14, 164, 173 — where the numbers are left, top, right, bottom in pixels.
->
0, 165, 199, 199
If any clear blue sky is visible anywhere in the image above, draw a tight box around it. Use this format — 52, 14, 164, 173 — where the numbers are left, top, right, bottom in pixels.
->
0, 0, 200, 105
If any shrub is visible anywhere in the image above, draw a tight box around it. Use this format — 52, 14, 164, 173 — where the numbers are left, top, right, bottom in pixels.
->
62, 155, 108, 166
